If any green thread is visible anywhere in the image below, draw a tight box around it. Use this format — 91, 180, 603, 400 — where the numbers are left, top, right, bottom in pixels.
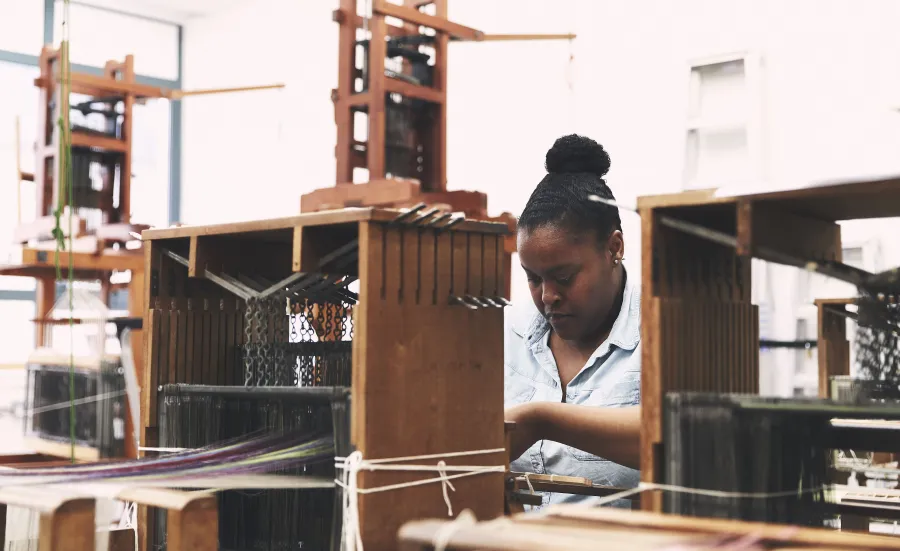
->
52, 0, 76, 463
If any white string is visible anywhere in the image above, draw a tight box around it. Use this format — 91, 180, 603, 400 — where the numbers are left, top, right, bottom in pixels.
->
334, 449, 506, 551
138, 446, 191, 454
581, 481, 830, 508
432, 509, 476, 551
523, 472, 535, 495
27, 390, 125, 415
116, 501, 138, 551
436, 460, 456, 516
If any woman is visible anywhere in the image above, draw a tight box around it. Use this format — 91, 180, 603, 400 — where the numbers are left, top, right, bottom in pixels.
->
504, 134, 641, 507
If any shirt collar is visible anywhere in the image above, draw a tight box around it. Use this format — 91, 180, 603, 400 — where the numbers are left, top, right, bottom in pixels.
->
511, 266, 641, 353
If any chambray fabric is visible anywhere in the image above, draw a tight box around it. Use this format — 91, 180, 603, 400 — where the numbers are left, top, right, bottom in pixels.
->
504, 268, 641, 508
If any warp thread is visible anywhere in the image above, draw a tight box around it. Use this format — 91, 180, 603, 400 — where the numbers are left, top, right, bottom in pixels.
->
334, 448, 506, 551
580, 481, 830, 508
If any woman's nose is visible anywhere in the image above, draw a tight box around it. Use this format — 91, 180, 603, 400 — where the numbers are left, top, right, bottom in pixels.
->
541, 284, 561, 307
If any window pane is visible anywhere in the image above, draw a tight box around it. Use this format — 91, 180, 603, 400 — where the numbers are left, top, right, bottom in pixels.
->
53, 1, 179, 81
131, 100, 171, 227
690, 60, 748, 122
0, 300, 37, 366
0, 62, 40, 275
0, 0, 43, 55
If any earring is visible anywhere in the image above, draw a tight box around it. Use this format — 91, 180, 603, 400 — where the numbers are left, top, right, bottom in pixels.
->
613, 258, 620, 265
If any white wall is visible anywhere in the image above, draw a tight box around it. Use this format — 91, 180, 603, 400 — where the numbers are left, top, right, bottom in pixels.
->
182, 0, 900, 393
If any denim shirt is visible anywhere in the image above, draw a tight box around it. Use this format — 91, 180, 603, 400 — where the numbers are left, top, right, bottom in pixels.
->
504, 269, 641, 508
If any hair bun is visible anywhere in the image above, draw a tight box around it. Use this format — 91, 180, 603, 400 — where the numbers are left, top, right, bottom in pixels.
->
545, 134, 611, 178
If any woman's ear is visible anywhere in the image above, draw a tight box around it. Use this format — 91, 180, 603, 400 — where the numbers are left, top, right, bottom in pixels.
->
607, 230, 625, 265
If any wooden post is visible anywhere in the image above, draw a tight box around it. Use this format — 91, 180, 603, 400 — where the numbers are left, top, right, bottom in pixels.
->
816, 299, 851, 398
35, 275, 55, 347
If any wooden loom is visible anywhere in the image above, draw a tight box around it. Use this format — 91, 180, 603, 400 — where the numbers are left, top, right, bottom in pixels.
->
386, 177, 900, 551
301, 0, 575, 256
138, 206, 512, 550
634, 177, 900, 520
4, 45, 285, 465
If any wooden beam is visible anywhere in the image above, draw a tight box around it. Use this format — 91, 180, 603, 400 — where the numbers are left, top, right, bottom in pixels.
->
384, 77, 444, 104
71, 131, 127, 153
35, 72, 167, 99
373, 1, 483, 40
744, 203, 843, 262
368, 13, 388, 180
300, 178, 421, 212
333, 8, 419, 36
474, 33, 576, 42
816, 299, 851, 398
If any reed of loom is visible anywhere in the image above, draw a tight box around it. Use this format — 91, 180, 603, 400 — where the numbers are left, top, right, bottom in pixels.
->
139, 206, 512, 550
396, 504, 900, 550
636, 177, 900, 514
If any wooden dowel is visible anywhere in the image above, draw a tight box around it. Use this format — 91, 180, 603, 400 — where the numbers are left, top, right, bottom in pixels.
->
472, 33, 576, 42
167, 84, 285, 100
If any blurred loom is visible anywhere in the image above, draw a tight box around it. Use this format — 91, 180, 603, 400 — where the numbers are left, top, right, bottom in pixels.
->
136, 203, 511, 551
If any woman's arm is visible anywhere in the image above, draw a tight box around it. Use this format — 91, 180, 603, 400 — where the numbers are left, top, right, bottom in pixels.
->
505, 402, 641, 470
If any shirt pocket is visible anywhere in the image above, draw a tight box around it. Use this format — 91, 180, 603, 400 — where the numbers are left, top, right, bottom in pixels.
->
596, 370, 641, 407
504, 380, 537, 406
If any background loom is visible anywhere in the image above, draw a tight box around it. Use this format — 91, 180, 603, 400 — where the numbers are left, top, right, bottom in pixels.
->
637, 178, 900, 527
140, 206, 511, 550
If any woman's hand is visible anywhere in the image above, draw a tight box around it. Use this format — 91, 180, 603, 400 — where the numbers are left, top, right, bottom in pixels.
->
505, 402, 547, 461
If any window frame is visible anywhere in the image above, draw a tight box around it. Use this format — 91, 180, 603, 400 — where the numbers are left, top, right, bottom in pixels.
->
682, 51, 765, 191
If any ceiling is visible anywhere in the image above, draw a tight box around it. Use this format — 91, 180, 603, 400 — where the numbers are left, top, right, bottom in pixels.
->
77, 0, 248, 24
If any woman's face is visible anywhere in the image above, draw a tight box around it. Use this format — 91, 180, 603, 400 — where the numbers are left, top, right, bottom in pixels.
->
517, 224, 624, 344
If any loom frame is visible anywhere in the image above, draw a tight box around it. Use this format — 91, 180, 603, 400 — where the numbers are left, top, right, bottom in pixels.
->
139, 206, 512, 551
637, 176, 900, 513
301, 0, 518, 257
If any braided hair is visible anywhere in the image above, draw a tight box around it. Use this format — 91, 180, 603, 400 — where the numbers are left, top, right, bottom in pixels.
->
518, 134, 622, 244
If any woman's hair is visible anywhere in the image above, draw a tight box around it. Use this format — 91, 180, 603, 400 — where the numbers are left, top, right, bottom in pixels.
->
518, 134, 622, 242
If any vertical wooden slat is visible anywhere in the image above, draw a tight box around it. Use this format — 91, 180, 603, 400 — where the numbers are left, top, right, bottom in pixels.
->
418, 229, 436, 306
208, 301, 221, 385
467, 233, 484, 298
435, 231, 453, 304
482, 235, 498, 300
166, 302, 178, 388
191, 301, 203, 384
451, 231, 467, 301
144, 309, 161, 434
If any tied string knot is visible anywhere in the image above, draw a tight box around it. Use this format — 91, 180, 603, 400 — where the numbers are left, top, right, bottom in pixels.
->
436, 460, 456, 516
334, 448, 506, 551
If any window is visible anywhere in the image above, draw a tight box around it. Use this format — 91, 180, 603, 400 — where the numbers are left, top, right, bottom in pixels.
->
0, 1, 43, 55
0, 300, 37, 367
683, 53, 763, 190
131, 100, 172, 228
0, 61, 40, 291
842, 246, 865, 270
53, 1, 179, 81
